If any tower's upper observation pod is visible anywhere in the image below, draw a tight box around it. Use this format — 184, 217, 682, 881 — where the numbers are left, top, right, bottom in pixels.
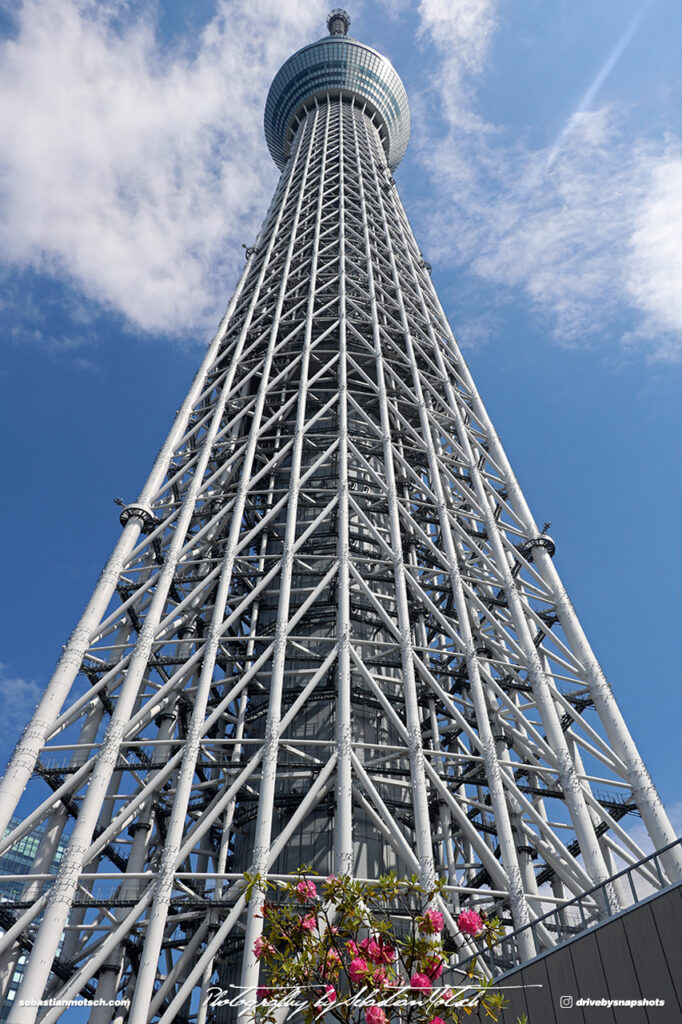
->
264, 10, 410, 171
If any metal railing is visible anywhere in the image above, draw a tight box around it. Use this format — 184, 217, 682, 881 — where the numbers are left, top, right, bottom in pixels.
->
453, 837, 682, 979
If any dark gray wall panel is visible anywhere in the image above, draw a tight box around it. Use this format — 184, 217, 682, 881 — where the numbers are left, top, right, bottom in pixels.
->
598, 917, 647, 1022
518, 958, 551, 1022
544, 947, 586, 1023
625, 902, 682, 1021
491, 884, 681, 1024
568, 930, 616, 1023
648, 885, 682, 1008
497, 969, 529, 1023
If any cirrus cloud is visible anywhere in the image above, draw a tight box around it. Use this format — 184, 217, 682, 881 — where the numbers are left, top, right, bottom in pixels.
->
413, 0, 682, 360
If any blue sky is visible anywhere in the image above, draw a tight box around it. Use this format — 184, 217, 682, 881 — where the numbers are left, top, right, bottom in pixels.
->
0, 0, 680, 831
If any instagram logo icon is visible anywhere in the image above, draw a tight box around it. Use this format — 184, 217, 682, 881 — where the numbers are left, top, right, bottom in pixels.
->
560, 996, 574, 1009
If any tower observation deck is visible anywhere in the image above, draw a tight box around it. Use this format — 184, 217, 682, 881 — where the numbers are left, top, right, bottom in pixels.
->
264, 8, 410, 171
0, 11, 680, 1024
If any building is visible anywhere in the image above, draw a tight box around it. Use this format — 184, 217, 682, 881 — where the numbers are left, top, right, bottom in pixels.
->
0, 818, 68, 1022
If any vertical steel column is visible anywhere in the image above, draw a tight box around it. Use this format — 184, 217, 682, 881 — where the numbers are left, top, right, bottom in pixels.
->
352, 105, 436, 892
531, 544, 682, 880
89, 709, 176, 1024
362, 119, 534, 954
194, 442, 282, 1024
0, 700, 103, 1001
386, 188, 618, 899
335, 97, 355, 878
131, 109, 321, 1022
239, 102, 327, 1008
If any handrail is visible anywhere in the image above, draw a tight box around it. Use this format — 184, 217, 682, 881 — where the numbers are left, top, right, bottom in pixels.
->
453, 836, 682, 978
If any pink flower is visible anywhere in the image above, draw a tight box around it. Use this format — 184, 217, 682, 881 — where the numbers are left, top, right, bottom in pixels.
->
315, 985, 337, 1013
373, 968, 390, 988
364, 939, 379, 960
457, 909, 483, 936
300, 913, 317, 931
429, 1018, 446, 1024
321, 948, 342, 977
423, 956, 444, 980
349, 957, 370, 983
410, 973, 433, 990
346, 940, 360, 957
421, 909, 445, 934
441, 989, 454, 1004
365, 1007, 387, 1024
365, 937, 396, 965
256, 987, 273, 1001
295, 879, 318, 901
326, 874, 338, 883
252, 936, 273, 960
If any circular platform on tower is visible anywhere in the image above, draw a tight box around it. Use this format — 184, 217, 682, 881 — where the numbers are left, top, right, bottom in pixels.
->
264, 10, 410, 171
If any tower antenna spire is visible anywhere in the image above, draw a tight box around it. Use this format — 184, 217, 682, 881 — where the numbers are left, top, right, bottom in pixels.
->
327, 8, 351, 35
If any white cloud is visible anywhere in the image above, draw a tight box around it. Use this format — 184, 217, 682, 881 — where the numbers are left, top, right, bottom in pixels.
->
626, 153, 682, 352
0, 0, 324, 336
414, 2, 682, 360
416, 0, 498, 129
0, 664, 42, 740
1, 0, 679, 360
417, 0, 497, 77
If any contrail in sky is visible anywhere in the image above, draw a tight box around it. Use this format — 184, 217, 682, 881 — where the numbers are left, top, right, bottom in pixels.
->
546, 0, 654, 168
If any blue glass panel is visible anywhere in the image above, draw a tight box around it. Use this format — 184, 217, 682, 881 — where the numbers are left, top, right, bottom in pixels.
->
264, 35, 410, 170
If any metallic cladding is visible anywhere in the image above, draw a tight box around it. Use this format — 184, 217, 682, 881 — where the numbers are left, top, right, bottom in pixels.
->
264, 35, 410, 170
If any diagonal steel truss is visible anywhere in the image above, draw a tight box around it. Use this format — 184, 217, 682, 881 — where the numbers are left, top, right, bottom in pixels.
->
1, 93, 680, 1023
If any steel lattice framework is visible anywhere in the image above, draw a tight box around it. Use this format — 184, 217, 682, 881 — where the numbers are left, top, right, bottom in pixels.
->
1, 12, 680, 1024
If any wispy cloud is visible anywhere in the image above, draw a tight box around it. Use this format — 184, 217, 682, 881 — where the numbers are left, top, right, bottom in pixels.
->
414, 0, 682, 360
417, 0, 498, 80
416, 0, 498, 129
546, 0, 653, 168
626, 153, 682, 354
0, 665, 42, 747
0, 0, 324, 336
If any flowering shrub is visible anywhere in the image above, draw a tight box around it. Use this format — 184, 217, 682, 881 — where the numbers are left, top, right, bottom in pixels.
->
242, 869, 516, 1024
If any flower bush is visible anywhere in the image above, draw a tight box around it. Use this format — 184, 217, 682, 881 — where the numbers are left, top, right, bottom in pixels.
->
242, 869, 517, 1024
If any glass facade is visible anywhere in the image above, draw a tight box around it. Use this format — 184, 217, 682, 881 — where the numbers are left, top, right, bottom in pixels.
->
0, 818, 68, 1022
264, 35, 410, 170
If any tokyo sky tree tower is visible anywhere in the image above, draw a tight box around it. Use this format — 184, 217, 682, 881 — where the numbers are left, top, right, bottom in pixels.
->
1, 11, 680, 1023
